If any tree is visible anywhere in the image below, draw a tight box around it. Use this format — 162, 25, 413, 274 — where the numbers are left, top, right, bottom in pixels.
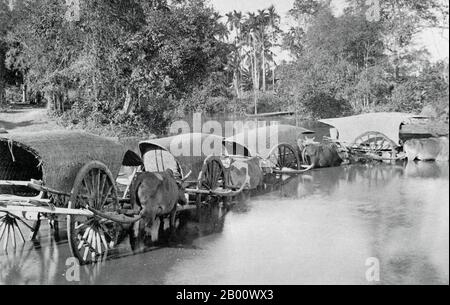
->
279, 0, 448, 119
289, 0, 329, 29
282, 27, 305, 59
4, 0, 231, 135
0, 0, 13, 105
346, 0, 449, 80
225, 10, 244, 98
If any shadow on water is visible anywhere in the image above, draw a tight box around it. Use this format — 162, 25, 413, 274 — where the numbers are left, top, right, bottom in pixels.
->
0, 162, 448, 285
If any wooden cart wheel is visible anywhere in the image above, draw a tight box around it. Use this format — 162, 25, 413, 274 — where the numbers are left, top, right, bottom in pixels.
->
197, 156, 228, 192
196, 156, 228, 208
67, 161, 119, 265
267, 143, 300, 170
353, 131, 397, 157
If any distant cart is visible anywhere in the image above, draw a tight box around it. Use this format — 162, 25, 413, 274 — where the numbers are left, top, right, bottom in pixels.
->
139, 133, 250, 199
143, 129, 315, 196
226, 124, 315, 173
319, 112, 425, 161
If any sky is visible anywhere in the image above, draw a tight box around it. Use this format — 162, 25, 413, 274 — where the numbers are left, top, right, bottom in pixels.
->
208, 0, 449, 63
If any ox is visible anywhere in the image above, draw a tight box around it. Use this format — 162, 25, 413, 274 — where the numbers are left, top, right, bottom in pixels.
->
404, 137, 449, 161
298, 138, 343, 169
130, 169, 187, 248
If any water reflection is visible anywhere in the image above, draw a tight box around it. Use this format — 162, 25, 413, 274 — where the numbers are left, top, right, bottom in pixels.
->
165, 163, 449, 285
0, 230, 60, 285
0, 162, 448, 285
405, 161, 449, 179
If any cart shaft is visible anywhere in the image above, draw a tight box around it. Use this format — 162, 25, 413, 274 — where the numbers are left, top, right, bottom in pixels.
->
0, 205, 93, 216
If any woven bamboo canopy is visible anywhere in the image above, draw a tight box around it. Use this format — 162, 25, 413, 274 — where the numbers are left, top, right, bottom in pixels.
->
1, 131, 141, 193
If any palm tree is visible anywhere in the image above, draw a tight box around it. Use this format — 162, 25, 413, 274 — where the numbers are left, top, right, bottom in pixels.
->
256, 9, 269, 92
241, 12, 259, 113
226, 10, 245, 98
225, 48, 242, 98
267, 6, 281, 91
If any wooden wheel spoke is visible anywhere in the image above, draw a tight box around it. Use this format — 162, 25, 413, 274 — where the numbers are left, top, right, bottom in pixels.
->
81, 179, 94, 207
212, 162, 222, 189
277, 147, 282, 166
83, 176, 93, 196
101, 183, 113, 208
75, 219, 94, 231
271, 144, 298, 169
98, 174, 107, 209
208, 164, 214, 188
95, 170, 101, 209
99, 228, 109, 251
76, 223, 106, 260
198, 157, 226, 192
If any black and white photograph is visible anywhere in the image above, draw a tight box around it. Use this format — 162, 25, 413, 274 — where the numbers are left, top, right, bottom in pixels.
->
0, 0, 448, 290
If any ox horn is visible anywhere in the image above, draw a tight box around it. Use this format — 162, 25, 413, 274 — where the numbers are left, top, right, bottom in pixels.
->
273, 164, 314, 175
87, 207, 142, 225
211, 176, 249, 197
181, 171, 192, 182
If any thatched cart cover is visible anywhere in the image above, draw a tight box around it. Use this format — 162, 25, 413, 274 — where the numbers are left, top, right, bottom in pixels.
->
0, 131, 132, 193
319, 113, 424, 146
140, 133, 251, 178
226, 124, 314, 157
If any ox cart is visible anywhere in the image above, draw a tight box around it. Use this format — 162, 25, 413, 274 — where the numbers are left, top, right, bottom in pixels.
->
0, 131, 247, 265
226, 124, 316, 174
319, 113, 424, 162
143, 127, 316, 196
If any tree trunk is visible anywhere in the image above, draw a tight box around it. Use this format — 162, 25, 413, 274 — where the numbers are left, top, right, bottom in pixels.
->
22, 84, 27, 104
253, 50, 258, 114
121, 88, 134, 115
254, 52, 259, 91
272, 67, 275, 91
0, 46, 6, 106
46, 91, 56, 112
233, 72, 241, 99
262, 47, 266, 92
254, 90, 258, 115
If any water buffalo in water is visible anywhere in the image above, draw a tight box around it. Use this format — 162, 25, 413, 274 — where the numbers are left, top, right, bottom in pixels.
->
301, 143, 343, 169
129, 169, 187, 248
404, 137, 449, 161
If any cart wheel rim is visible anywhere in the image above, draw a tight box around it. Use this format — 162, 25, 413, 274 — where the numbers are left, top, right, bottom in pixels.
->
267, 143, 300, 170
198, 157, 227, 192
353, 131, 397, 156
67, 161, 119, 265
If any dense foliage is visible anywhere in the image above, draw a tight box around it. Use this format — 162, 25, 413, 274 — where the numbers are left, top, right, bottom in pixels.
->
278, 0, 449, 120
0, 0, 448, 135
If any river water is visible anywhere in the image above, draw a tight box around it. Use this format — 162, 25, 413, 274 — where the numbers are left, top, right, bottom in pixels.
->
0, 161, 448, 285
